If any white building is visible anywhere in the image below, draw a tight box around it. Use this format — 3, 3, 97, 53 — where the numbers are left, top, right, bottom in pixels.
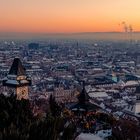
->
76, 133, 103, 140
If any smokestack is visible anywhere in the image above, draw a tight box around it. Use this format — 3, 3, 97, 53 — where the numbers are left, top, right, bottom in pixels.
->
122, 22, 128, 33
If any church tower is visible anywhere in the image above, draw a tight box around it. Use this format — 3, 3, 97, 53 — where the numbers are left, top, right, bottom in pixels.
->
3, 58, 31, 100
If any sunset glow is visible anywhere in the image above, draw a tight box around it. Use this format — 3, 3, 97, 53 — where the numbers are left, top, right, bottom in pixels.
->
0, 0, 140, 33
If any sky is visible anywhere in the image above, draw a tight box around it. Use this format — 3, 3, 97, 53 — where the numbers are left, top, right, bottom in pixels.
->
0, 0, 140, 33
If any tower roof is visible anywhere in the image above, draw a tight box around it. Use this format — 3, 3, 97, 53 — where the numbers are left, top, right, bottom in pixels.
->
70, 83, 100, 112
78, 82, 89, 104
8, 58, 26, 76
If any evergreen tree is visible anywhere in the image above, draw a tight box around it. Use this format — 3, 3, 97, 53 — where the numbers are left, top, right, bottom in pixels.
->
0, 93, 75, 140
49, 94, 62, 117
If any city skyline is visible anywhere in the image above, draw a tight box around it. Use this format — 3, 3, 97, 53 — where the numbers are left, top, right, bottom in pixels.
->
0, 0, 140, 33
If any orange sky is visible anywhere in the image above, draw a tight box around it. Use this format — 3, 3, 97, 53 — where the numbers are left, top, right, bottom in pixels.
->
0, 0, 140, 33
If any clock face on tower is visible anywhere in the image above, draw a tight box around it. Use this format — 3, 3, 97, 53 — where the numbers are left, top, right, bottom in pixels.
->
16, 86, 28, 100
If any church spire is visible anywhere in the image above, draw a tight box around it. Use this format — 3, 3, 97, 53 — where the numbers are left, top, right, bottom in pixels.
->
78, 82, 89, 104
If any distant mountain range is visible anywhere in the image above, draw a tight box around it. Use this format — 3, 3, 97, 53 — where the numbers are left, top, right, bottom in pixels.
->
0, 32, 140, 41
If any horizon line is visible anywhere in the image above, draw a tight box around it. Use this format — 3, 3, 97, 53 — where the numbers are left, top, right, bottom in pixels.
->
0, 31, 140, 35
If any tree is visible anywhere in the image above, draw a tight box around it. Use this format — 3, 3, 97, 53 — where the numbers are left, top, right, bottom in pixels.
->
0, 93, 75, 140
49, 94, 62, 117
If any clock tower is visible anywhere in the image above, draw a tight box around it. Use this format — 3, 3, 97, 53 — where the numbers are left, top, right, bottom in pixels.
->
3, 58, 31, 100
